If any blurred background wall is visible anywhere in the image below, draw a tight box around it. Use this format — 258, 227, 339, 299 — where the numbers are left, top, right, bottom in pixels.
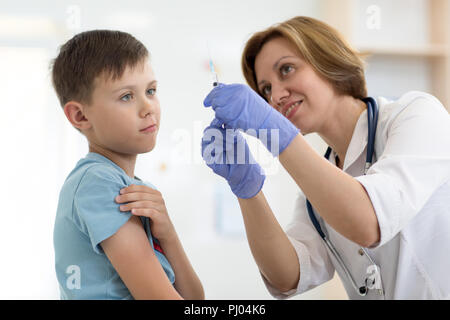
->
0, 0, 448, 299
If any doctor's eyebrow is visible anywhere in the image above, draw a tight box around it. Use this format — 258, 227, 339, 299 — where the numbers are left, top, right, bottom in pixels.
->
273, 56, 296, 70
112, 80, 157, 93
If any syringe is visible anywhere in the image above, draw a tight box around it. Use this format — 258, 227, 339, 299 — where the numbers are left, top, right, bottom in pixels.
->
209, 59, 219, 87
207, 41, 219, 87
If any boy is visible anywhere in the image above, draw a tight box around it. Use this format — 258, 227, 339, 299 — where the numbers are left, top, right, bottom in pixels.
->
52, 30, 204, 299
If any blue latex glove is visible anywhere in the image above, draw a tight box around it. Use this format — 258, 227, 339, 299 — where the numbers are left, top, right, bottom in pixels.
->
201, 118, 265, 199
203, 83, 300, 156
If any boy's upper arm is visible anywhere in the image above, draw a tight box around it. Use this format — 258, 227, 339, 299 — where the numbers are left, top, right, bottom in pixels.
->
73, 165, 131, 254
100, 215, 182, 300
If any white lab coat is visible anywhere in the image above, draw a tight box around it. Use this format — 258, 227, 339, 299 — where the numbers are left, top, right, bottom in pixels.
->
262, 91, 450, 299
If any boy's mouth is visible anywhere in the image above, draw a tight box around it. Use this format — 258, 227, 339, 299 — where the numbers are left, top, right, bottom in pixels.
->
140, 124, 157, 133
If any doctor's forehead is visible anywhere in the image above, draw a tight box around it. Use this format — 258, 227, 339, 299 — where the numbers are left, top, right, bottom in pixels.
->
254, 38, 301, 76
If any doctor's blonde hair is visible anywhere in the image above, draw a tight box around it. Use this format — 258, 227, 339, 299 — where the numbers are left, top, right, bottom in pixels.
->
242, 16, 367, 100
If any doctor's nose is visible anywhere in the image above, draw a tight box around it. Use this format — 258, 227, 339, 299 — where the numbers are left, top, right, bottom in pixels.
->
270, 85, 290, 111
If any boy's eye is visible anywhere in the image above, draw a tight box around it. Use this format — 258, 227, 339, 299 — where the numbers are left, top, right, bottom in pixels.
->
280, 64, 293, 76
120, 93, 132, 102
147, 88, 156, 96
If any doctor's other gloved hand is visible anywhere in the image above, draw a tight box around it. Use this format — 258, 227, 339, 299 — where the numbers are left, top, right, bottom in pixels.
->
201, 118, 265, 199
203, 83, 300, 157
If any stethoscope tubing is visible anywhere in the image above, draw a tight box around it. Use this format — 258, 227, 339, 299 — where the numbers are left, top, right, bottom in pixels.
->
306, 97, 380, 297
362, 97, 378, 174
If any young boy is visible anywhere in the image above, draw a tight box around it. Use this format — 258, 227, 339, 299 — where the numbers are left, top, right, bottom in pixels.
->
52, 30, 204, 300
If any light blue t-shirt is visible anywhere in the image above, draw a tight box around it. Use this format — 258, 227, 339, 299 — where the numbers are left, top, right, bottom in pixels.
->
53, 152, 175, 299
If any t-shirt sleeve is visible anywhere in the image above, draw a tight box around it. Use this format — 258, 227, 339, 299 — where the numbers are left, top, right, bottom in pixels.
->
72, 164, 132, 255
356, 95, 450, 248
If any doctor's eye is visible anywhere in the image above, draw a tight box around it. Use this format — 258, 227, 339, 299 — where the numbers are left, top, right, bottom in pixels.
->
261, 85, 271, 98
280, 64, 294, 76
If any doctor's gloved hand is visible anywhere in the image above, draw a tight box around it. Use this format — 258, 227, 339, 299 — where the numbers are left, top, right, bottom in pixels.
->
203, 83, 300, 157
201, 118, 265, 199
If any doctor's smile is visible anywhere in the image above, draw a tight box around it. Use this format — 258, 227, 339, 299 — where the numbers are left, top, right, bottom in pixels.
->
281, 100, 302, 119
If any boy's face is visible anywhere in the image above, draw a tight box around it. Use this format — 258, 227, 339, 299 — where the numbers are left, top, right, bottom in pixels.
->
83, 60, 161, 156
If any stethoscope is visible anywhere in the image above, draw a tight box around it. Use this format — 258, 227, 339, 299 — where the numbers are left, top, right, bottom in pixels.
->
306, 97, 383, 297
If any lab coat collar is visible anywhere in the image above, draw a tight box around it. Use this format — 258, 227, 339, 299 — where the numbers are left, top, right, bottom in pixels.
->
339, 110, 368, 172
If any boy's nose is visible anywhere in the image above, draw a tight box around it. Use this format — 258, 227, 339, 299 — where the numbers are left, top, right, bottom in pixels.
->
140, 99, 155, 118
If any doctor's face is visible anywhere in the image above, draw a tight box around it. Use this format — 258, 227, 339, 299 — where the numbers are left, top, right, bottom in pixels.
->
254, 37, 337, 134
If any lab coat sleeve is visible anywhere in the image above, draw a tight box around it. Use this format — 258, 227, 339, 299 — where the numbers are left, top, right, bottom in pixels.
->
355, 94, 450, 248
260, 192, 335, 299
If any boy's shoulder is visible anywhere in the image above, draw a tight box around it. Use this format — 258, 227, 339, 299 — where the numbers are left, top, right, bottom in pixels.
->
62, 153, 129, 196
78, 160, 124, 185
61, 152, 158, 203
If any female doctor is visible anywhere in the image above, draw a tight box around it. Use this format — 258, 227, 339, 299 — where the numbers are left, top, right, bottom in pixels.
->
201, 16, 450, 299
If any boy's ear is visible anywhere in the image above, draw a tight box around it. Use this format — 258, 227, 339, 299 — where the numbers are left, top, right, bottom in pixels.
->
63, 101, 92, 131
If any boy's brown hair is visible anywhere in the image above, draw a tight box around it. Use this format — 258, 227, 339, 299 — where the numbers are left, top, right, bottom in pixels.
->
51, 30, 148, 107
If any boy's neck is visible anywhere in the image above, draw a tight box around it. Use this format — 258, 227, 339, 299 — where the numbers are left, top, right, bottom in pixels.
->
89, 144, 137, 179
